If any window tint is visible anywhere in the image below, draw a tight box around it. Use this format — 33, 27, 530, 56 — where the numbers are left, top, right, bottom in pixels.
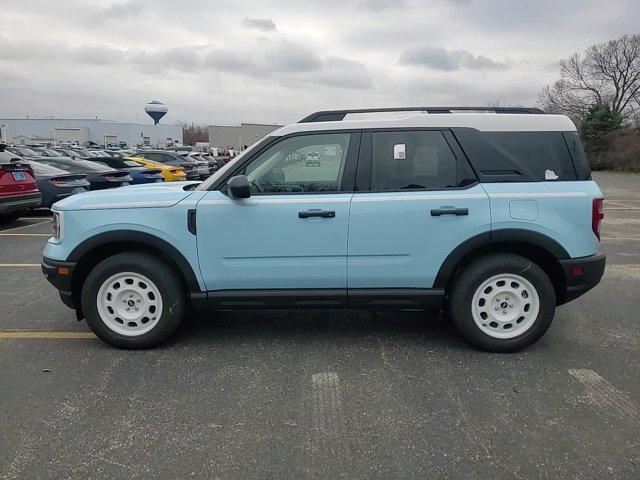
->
484, 132, 576, 181
563, 132, 591, 180
371, 131, 457, 190
245, 133, 350, 193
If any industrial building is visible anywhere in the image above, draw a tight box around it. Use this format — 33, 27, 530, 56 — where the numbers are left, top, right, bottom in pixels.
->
0, 118, 182, 148
208, 123, 281, 149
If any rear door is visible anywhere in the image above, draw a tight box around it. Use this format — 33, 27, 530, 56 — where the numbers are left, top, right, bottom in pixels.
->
347, 129, 491, 302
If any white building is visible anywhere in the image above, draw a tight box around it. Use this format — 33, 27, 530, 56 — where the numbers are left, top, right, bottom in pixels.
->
208, 123, 282, 149
0, 118, 182, 148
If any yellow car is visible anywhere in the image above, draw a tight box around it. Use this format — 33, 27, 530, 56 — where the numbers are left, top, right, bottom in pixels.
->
126, 156, 186, 182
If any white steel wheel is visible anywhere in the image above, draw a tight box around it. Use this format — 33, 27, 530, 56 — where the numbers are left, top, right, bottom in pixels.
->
471, 273, 540, 339
96, 271, 163, 337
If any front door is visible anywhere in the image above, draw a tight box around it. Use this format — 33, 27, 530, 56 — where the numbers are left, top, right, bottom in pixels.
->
196, 132, 359, 298
347, 130, 490, 299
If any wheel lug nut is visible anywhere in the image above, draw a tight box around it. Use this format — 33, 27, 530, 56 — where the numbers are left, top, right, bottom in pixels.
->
503, 310, 507, 314
495, 307, 499, 311
509, 304, 513, 308
126, 307, 130, 311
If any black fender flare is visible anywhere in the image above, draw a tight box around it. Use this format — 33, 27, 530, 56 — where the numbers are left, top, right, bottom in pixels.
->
68, 230, 201, 292
433, 229, 569, 289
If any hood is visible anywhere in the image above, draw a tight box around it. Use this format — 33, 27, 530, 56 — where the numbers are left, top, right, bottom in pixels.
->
52, 181, 200, 211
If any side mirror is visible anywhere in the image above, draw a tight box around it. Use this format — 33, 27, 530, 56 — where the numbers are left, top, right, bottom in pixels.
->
227, 175, 251, 199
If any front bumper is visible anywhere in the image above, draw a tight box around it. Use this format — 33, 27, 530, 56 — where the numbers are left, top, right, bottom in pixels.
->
42, 257, 77, 310
0, 192, 42, 213
558, 252, 606, 305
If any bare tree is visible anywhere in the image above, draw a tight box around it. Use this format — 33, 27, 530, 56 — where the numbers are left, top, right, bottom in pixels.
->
538, 34, 640, 123
177, 122, 209, 146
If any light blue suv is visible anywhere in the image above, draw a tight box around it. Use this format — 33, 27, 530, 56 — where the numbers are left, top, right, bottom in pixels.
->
42, 107, 606, 351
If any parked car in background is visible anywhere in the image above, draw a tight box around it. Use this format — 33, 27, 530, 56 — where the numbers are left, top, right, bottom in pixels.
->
0, 146, 41, 220
35, 157, 132, 190
178, 152, 216, 178
5, 145, 42, 159
305, 151, 321, 167
126, 156, 187, 182
29, 147, 65, 158
87, 157, 164, 185
22, 160, 90, 208
52, 147, 94, 159
134, 150, 201, 181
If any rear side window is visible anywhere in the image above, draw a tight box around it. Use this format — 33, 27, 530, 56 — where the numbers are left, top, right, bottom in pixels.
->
371, 131, 457, 190
484, 132, 576, 181
563, 132, 591, 180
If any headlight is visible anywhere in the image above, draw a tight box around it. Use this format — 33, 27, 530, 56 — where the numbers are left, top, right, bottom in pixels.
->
51, 211, 62, 240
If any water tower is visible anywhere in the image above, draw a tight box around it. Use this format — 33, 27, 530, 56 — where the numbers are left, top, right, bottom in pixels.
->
144, 100, 168, 125
144, 101, 168, 147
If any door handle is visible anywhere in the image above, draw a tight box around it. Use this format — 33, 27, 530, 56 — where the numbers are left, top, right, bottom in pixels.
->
298, 209, 336, 219
430, 207, 469, 216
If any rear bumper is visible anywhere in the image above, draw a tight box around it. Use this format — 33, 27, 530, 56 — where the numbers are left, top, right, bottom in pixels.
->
0, 192, 42, 213
42, 257, 77, 310
558, 252, 606, 305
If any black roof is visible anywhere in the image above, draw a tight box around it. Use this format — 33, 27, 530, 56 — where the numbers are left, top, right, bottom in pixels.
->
298, 106, 546, 123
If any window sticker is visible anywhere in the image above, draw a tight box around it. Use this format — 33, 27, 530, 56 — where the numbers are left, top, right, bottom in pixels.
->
545, 169, 559, 180
393, 143, 406, 160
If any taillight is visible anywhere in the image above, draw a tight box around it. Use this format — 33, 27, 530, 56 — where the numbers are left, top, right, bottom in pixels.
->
104, 175, 117, 181
592, 198, 604, 240
50, 177, 68, 186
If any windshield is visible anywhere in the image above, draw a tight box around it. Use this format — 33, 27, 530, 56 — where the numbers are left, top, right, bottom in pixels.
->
0, 151, 24, 163
40, 159, 114, 173
10, 147, 39, 157
26, 160, 69, 175
40, 149, 63, 157
195, 137, 272, 191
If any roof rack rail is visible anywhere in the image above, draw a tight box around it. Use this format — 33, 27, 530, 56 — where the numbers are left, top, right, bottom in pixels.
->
298, 106, 546, 123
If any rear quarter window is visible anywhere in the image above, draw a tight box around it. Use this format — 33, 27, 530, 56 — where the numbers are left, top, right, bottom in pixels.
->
454, 129, 578, 182
484, 132, 576, 181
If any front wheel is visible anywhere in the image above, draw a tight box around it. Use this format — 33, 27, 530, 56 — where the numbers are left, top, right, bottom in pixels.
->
448, 253, 556, 352
81, 252, 186, 349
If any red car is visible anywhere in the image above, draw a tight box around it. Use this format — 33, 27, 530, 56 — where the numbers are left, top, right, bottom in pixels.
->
0, 146, 41, 220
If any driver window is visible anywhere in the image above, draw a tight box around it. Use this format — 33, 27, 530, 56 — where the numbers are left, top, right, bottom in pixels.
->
245, 133, 351, 193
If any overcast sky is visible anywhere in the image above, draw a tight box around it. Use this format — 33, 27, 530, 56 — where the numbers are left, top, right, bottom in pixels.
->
1, 0, 638, 125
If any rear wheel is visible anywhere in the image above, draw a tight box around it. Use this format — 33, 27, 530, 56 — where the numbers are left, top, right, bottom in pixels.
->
81, 252, 186, 349
448, 253, 556, 352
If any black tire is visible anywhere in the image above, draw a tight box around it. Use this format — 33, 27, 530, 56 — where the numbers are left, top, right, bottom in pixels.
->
448, 253, 556, 352
0, 211, 24, 222
81, 252, 186, 349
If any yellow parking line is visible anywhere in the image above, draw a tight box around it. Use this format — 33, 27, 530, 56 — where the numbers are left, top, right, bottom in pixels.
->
0, 331, 95, 339
0, 233, 50, 236
0, 263, 40, 267
0, 220, 50, 233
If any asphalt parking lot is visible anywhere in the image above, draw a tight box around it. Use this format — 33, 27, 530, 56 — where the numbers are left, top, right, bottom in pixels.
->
1, 171, 639, 479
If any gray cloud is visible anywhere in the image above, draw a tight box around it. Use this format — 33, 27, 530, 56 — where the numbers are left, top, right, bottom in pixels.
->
97, 1, 142, 20
265, 42, 321, 73
312, 56, 373, 89
399, 46, 508, 71
241, 17, 277, 31
358, 0, 410, 11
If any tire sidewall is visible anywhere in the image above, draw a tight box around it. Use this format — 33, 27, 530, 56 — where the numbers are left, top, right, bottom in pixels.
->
82, 253, 185, 349
450, 254, 556, 352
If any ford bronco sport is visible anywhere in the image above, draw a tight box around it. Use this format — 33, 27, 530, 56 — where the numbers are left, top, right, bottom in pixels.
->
42, 107, 606, 352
